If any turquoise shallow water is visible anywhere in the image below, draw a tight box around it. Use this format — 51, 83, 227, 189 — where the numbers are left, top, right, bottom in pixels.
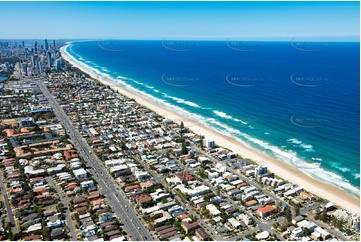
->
65, 40, 360, 196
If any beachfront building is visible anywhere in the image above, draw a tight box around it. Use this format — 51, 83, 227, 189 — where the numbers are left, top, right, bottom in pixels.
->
203, 139, 215, 149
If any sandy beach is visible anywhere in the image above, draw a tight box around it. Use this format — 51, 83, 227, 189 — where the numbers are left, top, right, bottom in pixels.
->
60, 44, 360, 214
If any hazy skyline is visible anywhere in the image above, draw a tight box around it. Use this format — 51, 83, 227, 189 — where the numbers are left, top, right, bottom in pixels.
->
0, 1, 359, 41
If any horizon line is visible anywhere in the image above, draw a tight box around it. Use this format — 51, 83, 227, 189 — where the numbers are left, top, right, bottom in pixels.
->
0, 38, 360, 43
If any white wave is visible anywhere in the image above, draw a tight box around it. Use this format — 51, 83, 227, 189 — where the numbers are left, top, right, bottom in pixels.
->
206, 118, 241, 135
213, 110, 233, 119
163, 94, 200, 108
287, 138, 314, 152
307, 166, 360, 195
234, 118, 248, 125
353, 173, 360, 179
311, 157, 323, 161
116, 75, 133, 81
300, 144, 314, 152
145, 84, 154, 89
132, 80, 144, 85
247, 135, 296, 160
339, 167, 351, 172
330, 162, 351, 173
264, 132, 270, 135
153, 89, 160, 93
214, 111, 249, 126
287, 138, 302, 145
101, 67, 110, 72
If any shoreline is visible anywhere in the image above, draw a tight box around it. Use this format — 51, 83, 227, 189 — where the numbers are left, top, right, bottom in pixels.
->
60, 44, 360, 214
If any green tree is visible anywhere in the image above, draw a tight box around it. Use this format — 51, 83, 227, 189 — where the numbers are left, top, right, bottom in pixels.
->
103, 233, 110, 240
221, 212, 228, 223
285, 207, 292, 223
295, 206, 300, 216
335, 218, 344, 230
303, 228, 311, 236
197, 168, 207, 179
320, 208, 328, 222
12, 232, 23, 241
181, 138, 188, 155
174, 220, 182, 232
314, 206, 320, 220
5, 222, 14, 228
202, 208, 211, 219
42, 227, 51, 240
57, 202, 64, 212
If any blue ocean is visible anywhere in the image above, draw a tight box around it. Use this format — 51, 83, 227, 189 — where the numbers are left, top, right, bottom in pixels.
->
65, 40, 360, 196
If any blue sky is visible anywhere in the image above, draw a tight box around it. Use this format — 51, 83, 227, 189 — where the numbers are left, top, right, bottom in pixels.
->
0, 1, 359, 41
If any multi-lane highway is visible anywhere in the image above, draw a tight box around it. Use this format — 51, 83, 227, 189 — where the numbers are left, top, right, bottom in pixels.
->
37, 80, 153, 241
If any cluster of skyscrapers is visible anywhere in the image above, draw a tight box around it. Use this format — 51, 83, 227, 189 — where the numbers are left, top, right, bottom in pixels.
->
0, 39, 64, 78
27, 39, 63, 76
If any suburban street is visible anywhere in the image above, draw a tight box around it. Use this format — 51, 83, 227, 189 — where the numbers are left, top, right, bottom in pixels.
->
0, 173, 18, 233
37, 80, 153, 241
46, 177, 78, 241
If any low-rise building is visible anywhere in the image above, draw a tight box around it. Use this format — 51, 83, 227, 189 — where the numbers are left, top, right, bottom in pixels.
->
258, 205, 275, 218
181, 221, 200, 234
73, 168, 87, 179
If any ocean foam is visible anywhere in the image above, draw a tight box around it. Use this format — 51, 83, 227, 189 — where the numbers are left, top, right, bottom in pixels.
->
353, 173, 360, 180
287, 138, 315, 152
116, 75, 133, 81
214, 110, 249, 126
213, 110, 233, 119
206, 118, 242, 135
145, 84, 154, 89
234, 118, 248, 125
330, 162, 352, 173
163, 93, 200, 108
311, 157, 323, 161
133, 80, 145, 85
